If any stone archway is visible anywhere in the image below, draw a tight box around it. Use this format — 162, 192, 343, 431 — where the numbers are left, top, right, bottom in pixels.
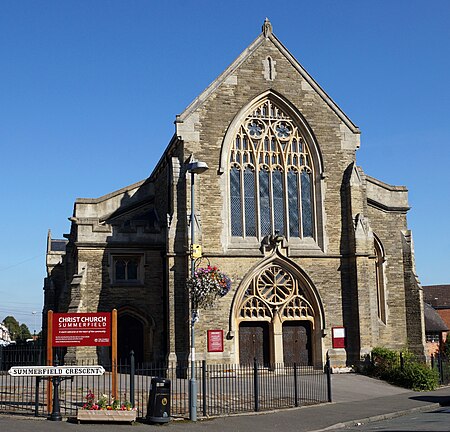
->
118, 314, 144, 363
232, 255, 324, 367
116, 308, 155, 364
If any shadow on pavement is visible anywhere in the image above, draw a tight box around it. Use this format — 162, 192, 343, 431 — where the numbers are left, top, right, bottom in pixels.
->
410, 394, 450, 406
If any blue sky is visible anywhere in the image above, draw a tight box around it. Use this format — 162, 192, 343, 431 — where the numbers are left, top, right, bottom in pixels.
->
1, 1, 449, 332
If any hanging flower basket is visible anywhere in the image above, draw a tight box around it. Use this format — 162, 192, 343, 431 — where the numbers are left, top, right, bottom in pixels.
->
187, 265, 231, 309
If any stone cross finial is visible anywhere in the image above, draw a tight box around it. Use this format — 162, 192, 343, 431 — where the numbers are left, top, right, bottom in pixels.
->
262, 18, 272, 38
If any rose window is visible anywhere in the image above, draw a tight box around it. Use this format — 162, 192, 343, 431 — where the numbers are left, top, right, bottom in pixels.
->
256, 266, 294, 305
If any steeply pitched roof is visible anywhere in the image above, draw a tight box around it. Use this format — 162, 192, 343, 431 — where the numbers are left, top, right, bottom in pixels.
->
423, 285, 450, 309
424, 302, 449, 332
177, 18, 360, 135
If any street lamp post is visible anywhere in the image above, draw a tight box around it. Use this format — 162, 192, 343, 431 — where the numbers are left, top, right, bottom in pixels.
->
187, 160, 209, 422
32, 311, 37, 337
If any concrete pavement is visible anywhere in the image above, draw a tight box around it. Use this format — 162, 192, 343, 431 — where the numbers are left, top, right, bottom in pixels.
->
1, 374, 449, 432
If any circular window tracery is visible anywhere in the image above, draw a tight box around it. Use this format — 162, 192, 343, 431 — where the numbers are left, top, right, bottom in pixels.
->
275, 121, 292, 140
247, 119, 264, 138
256, 266, 294, 305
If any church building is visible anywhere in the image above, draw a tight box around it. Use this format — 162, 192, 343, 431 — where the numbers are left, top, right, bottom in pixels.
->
44, 20, 426, 368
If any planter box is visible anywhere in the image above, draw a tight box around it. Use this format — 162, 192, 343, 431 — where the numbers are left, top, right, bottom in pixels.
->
77, 410, 137, 424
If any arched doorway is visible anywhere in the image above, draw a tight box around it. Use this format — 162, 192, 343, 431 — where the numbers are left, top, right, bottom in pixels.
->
233, 259, 323, 366
118, 314, 144, 364
239, 322, 270, 365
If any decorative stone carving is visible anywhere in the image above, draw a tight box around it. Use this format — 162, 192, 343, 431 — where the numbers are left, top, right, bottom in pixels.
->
262, 18, 272, 38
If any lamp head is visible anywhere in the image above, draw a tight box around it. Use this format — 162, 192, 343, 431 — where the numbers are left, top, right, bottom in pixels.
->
187, 160, 209, 174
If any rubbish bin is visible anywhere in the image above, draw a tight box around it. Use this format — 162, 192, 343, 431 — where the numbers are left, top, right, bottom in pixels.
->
146, 377, 171, 423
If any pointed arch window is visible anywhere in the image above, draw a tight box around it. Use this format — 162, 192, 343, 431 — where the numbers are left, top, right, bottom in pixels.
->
229, 99, 315, 240
374, 236, 386, 324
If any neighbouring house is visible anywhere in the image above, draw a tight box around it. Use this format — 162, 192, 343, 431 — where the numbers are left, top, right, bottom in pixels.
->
0, 323, 12, 346
423, 302, 448, 357
43, 19, 426, 369
423, 284, 450, 357
423, 285, 450, 328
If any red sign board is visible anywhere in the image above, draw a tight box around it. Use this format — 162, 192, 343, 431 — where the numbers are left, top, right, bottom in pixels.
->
52, 313, 111, 347
207, 330, 224, 352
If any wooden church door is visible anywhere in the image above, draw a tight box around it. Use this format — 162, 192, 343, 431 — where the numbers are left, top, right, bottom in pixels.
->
282, 321, 312, 365
239, 322, 270, 365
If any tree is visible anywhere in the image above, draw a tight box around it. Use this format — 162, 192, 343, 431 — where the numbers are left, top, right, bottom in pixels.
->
2, 316, 32, 342
2, 316, 20, 341
19, 323, 32, 341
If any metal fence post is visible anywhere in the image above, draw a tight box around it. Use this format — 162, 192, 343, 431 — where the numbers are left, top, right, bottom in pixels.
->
202, 360, 207, 417
326, 353, 332, 403
130, 350, 135, 408
438, 353, 444, 384
253, 358, 259, 412
34, 376, 41, 416
294, 362, 299, 407
400, 352, 404, 371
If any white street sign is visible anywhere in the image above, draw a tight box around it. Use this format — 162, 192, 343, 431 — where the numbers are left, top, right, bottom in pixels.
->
8, 365, 105, 377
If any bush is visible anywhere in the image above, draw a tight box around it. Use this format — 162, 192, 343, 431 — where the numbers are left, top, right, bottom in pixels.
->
401, 363, 439, 391
368, 347, 438, 391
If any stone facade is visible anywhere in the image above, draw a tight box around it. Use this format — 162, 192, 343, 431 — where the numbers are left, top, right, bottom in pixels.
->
44, 20, 426, 367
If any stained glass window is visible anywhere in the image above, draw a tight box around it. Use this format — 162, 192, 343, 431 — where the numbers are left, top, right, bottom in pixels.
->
301, 170, 313, 238
272, 169, 285, 235
288, 170, 300, 237
259, 169, 271, 236
230, 166, 242, 236
229, 98, 316, 240
244, 167, 256, 236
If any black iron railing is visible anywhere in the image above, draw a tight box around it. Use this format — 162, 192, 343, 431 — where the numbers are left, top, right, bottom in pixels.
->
0, 346, 331, 419
431, 353, 450, 385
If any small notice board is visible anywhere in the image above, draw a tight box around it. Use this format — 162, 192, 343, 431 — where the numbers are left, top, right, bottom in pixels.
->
332, 326, 346, 349
207, 330, 224, 352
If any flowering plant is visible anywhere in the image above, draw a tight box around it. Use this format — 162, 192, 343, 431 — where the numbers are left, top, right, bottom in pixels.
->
82, 390, 135, 411
187, 265, 231, 309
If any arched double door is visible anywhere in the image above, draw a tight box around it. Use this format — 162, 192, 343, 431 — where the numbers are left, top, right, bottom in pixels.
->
116, 309, 155, 364
118, 314, 144, 363
234, 262, 322, 366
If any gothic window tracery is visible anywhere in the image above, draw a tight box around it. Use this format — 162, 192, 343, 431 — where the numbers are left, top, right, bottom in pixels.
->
229, 99, 315, 240
238, 264, 314, 322
112, 255, 142, 284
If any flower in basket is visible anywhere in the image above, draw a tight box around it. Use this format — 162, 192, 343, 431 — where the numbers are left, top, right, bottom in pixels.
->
187, 265, 231, 309
82, 390, 135, 411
